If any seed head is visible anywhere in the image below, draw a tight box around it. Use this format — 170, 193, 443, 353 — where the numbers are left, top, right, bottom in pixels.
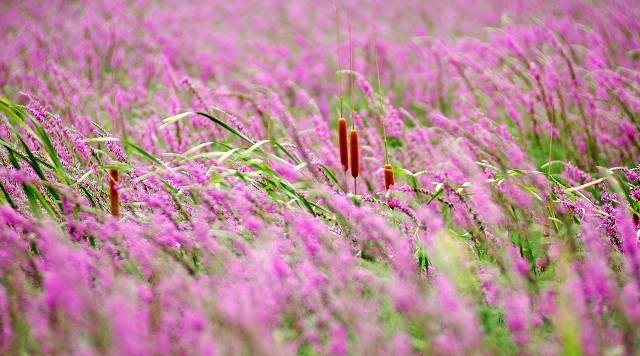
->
384, 164, 395, 190
109, 169, 120, 217
350, 129, 359, 179
338, 118, 349, 171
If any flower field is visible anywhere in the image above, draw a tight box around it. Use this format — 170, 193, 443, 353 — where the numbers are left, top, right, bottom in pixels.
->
0, 0, 639, 354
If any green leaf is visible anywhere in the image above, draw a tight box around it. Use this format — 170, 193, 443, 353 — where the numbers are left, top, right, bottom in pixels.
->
195, 112, 255, 144
426, 187, 444, 205
271, 140, 299, 164
22, 182, 58, 219
160, 112, 194, 129
616, 175, 639, 211
411, 175, 421, 203
75, 170, 94, 185
33, 123, 72, 184
0, 138, 53, 170
6, 148, 20, 169
81, 137, 120, 143
31, 184, 57, 218
218, 148, 241, 163
17, 138, 63, 207
99, 164, 135, 173
186, 151, 226, 161
540, 160, 564, 169
293, 162, 307, 171
0, 181, 17, 209
319, 164, 339, 185
18, 139, 46, 179
80, 186, 97, 208
24, 184, 43, 219
123, 140, 167, 167
182, 141, 219, 156
245, 140, 271, 155
0, 97, 42, 142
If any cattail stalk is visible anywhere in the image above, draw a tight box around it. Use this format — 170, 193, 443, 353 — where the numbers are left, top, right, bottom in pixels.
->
374, 33, 397, 192
109, 169, 120, 217
348, 13, 355, 130
373, 33, 389, 165
338, 118, 349, 171
346, 12, 360, 195
334, 0, 343, 117
384, 164, 395, 190
350, 129, 359, 179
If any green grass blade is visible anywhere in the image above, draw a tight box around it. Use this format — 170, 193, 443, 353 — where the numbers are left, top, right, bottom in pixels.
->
195, 112, 255, 144
271, 141, 299, 165
160, 112, 194, 129
0, 181, 17, 209
319, 164, 339, 185
33, 123, 72, 184
123, 140, 167, 167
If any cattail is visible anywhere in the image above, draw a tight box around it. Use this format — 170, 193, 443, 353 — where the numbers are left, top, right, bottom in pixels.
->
384, 164, 395, 190
350, 129, 359, 179
109, 169, 120, 217
338, 118, 349, 171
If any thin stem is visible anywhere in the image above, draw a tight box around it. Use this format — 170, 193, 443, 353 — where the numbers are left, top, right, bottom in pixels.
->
348, 13, 355, 130
354, 177, 357, 195
343, 171, 348, 193
334, 0, 343, 118
373, 33, 389, 165
392, 208, 398, 229
548, 117, 554, 178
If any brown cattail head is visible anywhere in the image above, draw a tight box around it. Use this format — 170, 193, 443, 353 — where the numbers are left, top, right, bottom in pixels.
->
349, 129, 359, 179
109, 169, 120, 217
338, 118, 349, 171
384, 164, 395, 190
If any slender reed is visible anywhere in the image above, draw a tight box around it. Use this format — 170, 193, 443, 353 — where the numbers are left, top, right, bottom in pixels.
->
335, 0, 349, 174
334, 0, 343, 117
373, 33, 395, 190
348, 13, 355, 130
347, 13, 360, 194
